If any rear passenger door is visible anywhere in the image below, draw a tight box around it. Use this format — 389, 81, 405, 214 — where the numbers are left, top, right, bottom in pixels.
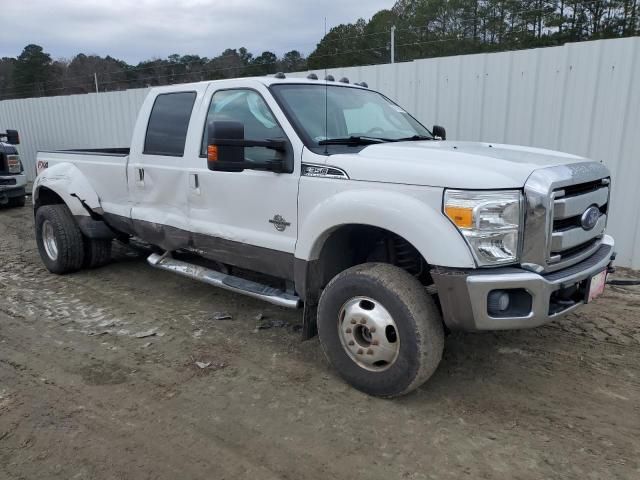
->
129, 90, 200, 250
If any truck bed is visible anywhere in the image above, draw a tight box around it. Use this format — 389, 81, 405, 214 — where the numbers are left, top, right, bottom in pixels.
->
36, 149, 131, 218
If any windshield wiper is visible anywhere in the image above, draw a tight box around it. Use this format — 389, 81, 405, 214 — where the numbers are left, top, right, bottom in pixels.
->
318, 136, 390, 146
393, 135, 433, 142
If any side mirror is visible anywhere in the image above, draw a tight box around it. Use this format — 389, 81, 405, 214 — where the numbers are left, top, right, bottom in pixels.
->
207, 121, 245, 172
4, 129, 20, 145
432, 125, 446, 140
207, 120, 289, 173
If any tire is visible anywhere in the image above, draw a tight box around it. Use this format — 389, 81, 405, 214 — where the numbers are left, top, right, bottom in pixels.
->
8, 195, 26, 207
83, 238, 112, 268
317, 263, 444, 398
35, 205, 85, 274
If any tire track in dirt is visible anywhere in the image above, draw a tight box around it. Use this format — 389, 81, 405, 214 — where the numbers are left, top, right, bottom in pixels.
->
2, 200, 640, 480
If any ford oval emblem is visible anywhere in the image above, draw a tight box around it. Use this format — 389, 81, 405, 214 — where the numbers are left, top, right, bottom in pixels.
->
580, 206, 600, 231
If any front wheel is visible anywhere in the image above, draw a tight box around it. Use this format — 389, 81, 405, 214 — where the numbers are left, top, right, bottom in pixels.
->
317, 263, 444, 398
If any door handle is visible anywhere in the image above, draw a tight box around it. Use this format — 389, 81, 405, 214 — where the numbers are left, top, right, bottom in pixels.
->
137, 168, 145, 186
189, 173, 200, 194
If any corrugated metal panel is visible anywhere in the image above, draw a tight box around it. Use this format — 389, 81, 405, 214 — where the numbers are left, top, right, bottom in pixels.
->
0, 88, 149, 180
1, 38, 638, 268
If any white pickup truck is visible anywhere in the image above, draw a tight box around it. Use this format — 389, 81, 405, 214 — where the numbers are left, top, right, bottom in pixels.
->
33, 75, 615, 397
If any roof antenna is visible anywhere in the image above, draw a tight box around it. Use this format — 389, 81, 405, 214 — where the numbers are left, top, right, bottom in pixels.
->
324, 16, 329, 156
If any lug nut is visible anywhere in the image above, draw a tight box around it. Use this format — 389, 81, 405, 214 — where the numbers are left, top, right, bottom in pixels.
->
372, 340, 379, 346
359, 318, 367, 324
357, 348, 363, 355
369, 327, 376, 333
348, 340, 355, 346
366, 349, 374, 355
345, 328, 352, 334
350, 319, 357, 324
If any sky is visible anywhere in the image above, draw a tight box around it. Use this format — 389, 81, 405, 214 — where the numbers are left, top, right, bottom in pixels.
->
0, 0, 393, 63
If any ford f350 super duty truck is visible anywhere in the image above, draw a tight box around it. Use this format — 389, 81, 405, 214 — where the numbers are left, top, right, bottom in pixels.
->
0, 129, 26, 207
32, 75, 615, 397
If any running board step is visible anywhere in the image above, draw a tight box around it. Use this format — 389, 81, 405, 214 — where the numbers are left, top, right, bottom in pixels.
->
147, 253, 301, 309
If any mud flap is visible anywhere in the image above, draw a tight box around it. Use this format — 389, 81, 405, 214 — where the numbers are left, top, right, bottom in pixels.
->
302, 302, 318, 339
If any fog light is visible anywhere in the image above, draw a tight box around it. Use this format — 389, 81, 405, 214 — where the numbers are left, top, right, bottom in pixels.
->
488, 290, 510, 314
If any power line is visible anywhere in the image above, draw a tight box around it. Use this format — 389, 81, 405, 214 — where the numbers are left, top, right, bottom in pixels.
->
3, 0, 618, 95
0, 50, 252, 95
0, 27, 579, 100
0, 58, 294, 99
0, 0, 631, 99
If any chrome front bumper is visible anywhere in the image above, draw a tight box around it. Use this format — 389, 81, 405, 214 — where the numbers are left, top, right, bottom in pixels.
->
432, 235, 615, 331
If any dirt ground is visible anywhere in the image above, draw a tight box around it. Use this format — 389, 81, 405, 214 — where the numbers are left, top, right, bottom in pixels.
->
1, 201, 639, 480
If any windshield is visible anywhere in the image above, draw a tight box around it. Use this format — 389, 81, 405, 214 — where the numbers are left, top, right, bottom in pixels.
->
270, 84, 432, 152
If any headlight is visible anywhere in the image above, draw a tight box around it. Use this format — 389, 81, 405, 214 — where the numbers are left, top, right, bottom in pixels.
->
444, 189, 522, 266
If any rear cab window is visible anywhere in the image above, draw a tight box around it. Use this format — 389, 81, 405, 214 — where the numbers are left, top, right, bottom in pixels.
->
144, 92, 197, 157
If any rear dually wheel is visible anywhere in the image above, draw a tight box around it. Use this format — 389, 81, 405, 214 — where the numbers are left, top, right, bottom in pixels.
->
35, 205, 85, 274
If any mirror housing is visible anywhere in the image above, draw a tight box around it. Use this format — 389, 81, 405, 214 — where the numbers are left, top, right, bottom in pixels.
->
207, 120, 289, 173
207, 121, 245, 172
2, 129, 20, 145
432, 125, 446, 140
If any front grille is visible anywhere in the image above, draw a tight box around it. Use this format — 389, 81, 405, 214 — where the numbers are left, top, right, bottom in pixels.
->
548, 179, 609, 266
553, 204, 607, 231
561, 179, 606, 197
551, 237, 598, 259
0, 178, 17, 186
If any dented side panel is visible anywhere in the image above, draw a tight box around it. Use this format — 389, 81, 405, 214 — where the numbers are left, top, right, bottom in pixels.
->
34, 152, 131, 219
33, 162, 103, 216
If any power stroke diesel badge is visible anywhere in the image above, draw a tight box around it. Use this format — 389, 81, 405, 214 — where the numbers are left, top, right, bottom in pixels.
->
269, 214, 291, 232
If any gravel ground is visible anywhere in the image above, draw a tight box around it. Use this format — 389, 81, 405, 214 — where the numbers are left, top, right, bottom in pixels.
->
1, 200, 639, 480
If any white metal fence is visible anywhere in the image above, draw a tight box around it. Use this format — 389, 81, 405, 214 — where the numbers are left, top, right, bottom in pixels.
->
1, 37, 639, 268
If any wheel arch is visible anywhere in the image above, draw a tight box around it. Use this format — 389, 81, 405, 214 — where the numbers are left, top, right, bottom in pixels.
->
294, 189, 475, 339
33, 162, 102, 217
296, 189, 474, 268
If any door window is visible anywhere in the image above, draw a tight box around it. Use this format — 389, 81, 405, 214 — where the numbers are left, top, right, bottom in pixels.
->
144, 92, 196, 157
202, 89, 286, 167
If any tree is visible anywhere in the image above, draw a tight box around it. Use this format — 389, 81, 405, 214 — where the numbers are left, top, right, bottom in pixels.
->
280, 50, 307, 72
13, 44, 52, 98
0, 58, 16, 97
251, 51, 278, 75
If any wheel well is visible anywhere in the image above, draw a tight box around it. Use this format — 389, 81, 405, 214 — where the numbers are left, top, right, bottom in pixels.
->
34, 187, 64, 211
308, 225, 432, 300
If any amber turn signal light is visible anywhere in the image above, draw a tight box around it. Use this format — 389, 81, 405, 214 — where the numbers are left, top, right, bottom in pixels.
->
207, 145, 218, 162
444, 205, 473, 229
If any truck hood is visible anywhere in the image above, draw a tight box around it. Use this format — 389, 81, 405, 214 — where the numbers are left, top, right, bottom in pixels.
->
327, 141, 590, 189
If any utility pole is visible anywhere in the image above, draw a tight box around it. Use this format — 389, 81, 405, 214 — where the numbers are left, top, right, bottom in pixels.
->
94, 73, 99, 93
390, 25, 396, 63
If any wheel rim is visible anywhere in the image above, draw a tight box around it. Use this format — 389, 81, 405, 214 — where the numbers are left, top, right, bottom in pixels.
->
42, 220, 59, 261
338, 296, 400, 372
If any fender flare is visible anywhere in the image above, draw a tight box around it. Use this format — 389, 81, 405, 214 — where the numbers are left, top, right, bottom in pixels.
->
296, 189, 475, 269
32, 162, 102, 217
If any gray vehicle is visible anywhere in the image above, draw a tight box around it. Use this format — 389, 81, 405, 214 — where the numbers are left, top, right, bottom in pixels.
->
0, 129, 26, 207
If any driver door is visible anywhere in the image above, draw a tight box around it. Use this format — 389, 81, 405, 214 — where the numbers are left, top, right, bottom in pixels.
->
185, 86, 300, 280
